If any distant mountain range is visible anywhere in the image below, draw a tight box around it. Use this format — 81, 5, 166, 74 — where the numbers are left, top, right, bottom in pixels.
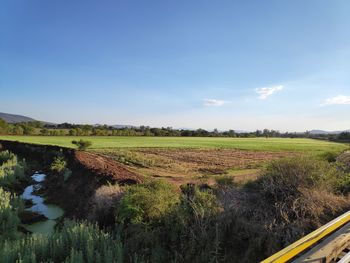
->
0, 112, 37, 123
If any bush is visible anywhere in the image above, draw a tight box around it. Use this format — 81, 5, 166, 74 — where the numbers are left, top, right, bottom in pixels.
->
256, 157, 340, 199
0, 187, 22, 242
72, 140, 92, 150
89, 184, 123, 226
0, 151, 15, 165
0, 154, 26, 190
50, 156, 67, 174
319, 151, 338, 163
117, 180, 179, 225
215, 175, 236, 187
337, 151, 350, 172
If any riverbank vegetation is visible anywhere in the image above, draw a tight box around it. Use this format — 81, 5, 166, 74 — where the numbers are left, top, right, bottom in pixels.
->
1, 147, 350, 262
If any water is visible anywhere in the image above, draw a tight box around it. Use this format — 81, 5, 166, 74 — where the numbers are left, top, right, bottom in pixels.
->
21, 173, 64, 234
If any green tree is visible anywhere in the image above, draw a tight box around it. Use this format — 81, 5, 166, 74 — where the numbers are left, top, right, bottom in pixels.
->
0, 119, 8, 134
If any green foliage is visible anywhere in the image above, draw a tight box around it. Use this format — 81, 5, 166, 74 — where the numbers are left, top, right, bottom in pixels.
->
50, 156, 67, 173
0, 221, 127, 263
0, 187, 22, 242
117, 180, 179, 225
319, 151, 339, 162
0, 119, 9, 135
0, 151, 15, 165
255, 157, 341, 197
72, 139, 92, 150
336, 173, 350, 194
0, 153, 26, 190
215, 175, 236, 186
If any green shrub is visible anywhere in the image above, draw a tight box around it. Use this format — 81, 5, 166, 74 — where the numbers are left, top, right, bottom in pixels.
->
215, 175, 236, 187
50, 156, 67, 174
117, 180, 179, 225
0, 187, 22, 242
0, 154, 26, 190
72, 140, 92, 150
255, 157, 340, 199
0, 151, 15, 165
319, 151, 338, 162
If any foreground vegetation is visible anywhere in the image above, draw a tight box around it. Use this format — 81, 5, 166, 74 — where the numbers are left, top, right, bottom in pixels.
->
1, 147, 350, 262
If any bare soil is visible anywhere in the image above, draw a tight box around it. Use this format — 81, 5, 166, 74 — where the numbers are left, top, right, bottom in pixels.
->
74, 151, 143, 184
99, 148, 297, 185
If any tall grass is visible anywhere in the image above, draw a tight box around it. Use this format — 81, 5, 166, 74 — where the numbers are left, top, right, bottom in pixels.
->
0, 221, 128, 263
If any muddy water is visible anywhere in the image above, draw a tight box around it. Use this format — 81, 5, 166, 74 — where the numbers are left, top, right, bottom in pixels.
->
22, 173, 64, 234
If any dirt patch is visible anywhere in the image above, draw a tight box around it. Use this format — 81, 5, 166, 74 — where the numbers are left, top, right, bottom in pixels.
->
97, 148, 297, 185
73, 151, 143, 184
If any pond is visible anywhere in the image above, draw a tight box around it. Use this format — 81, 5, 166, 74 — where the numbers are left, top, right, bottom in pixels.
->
21, 173, 64, 234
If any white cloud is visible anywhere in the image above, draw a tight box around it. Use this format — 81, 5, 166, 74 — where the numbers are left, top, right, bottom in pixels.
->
255, 85, 284, 100
322, 95, 350, 105
203, 99, 229, 106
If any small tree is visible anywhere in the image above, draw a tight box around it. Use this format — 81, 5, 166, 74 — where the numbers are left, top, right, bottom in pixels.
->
72, 139, 92, 150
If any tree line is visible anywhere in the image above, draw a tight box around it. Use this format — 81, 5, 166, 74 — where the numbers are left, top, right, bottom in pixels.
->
0, 118, 349, 140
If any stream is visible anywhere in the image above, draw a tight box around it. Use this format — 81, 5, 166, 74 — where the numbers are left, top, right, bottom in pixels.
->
21, 173, 64, 234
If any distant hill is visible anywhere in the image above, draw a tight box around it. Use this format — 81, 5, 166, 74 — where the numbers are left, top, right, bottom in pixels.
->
310, 129, 350, 135
0, 112, 37, 123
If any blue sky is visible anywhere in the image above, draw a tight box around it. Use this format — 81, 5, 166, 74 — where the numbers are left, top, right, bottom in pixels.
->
1, 0, 349, 131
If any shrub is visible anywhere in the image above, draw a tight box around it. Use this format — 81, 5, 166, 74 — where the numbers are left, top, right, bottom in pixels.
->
0, 151, 14, 165
0, 187, 22, 242
256, 157, 340, 199
50, 156, 67, 174
337, 151, 350, 172
72, 140, 92, 150
0, 154, 26, 190
89, 184, 123, 226
215, 175, 236, 187
117, 180, 179, 225
320, 151, 338, 162
216, 157, 350, 261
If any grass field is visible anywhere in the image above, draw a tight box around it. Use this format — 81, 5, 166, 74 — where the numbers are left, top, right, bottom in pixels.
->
0, 135, 348, 184
0, 136, 347, 154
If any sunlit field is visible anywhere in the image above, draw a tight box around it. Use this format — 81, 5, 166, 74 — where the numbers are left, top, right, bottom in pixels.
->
0, 135, 347, 154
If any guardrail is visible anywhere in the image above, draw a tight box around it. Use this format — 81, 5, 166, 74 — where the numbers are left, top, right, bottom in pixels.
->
261, 211, 350, 263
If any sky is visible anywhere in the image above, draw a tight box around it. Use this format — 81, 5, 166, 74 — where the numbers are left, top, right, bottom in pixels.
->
1, 0, 350, 132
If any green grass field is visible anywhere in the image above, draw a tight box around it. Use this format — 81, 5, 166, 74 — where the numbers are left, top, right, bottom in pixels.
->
0, 136, 347, 154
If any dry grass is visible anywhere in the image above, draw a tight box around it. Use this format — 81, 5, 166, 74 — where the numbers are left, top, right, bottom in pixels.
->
88, 184, 124, 226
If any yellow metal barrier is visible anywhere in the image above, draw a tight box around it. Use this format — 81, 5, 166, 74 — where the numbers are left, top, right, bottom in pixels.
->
261, 210, 350, 263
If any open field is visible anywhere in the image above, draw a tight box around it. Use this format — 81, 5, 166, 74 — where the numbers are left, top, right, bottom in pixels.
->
0, 136, 347, 153
95, 148, 295, 185
1, 136, 347, 185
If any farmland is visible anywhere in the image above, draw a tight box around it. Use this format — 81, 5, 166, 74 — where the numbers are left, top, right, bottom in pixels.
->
0, 136, 347, 185
0, 136, 346, 153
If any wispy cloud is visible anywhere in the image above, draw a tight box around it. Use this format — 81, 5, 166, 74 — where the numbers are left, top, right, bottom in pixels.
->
203, 99, 229, 106
255, 85, 284, 100
322, 95, 350, 105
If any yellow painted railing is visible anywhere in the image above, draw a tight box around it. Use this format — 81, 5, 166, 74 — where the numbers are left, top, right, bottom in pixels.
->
261, 210, 350, 263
